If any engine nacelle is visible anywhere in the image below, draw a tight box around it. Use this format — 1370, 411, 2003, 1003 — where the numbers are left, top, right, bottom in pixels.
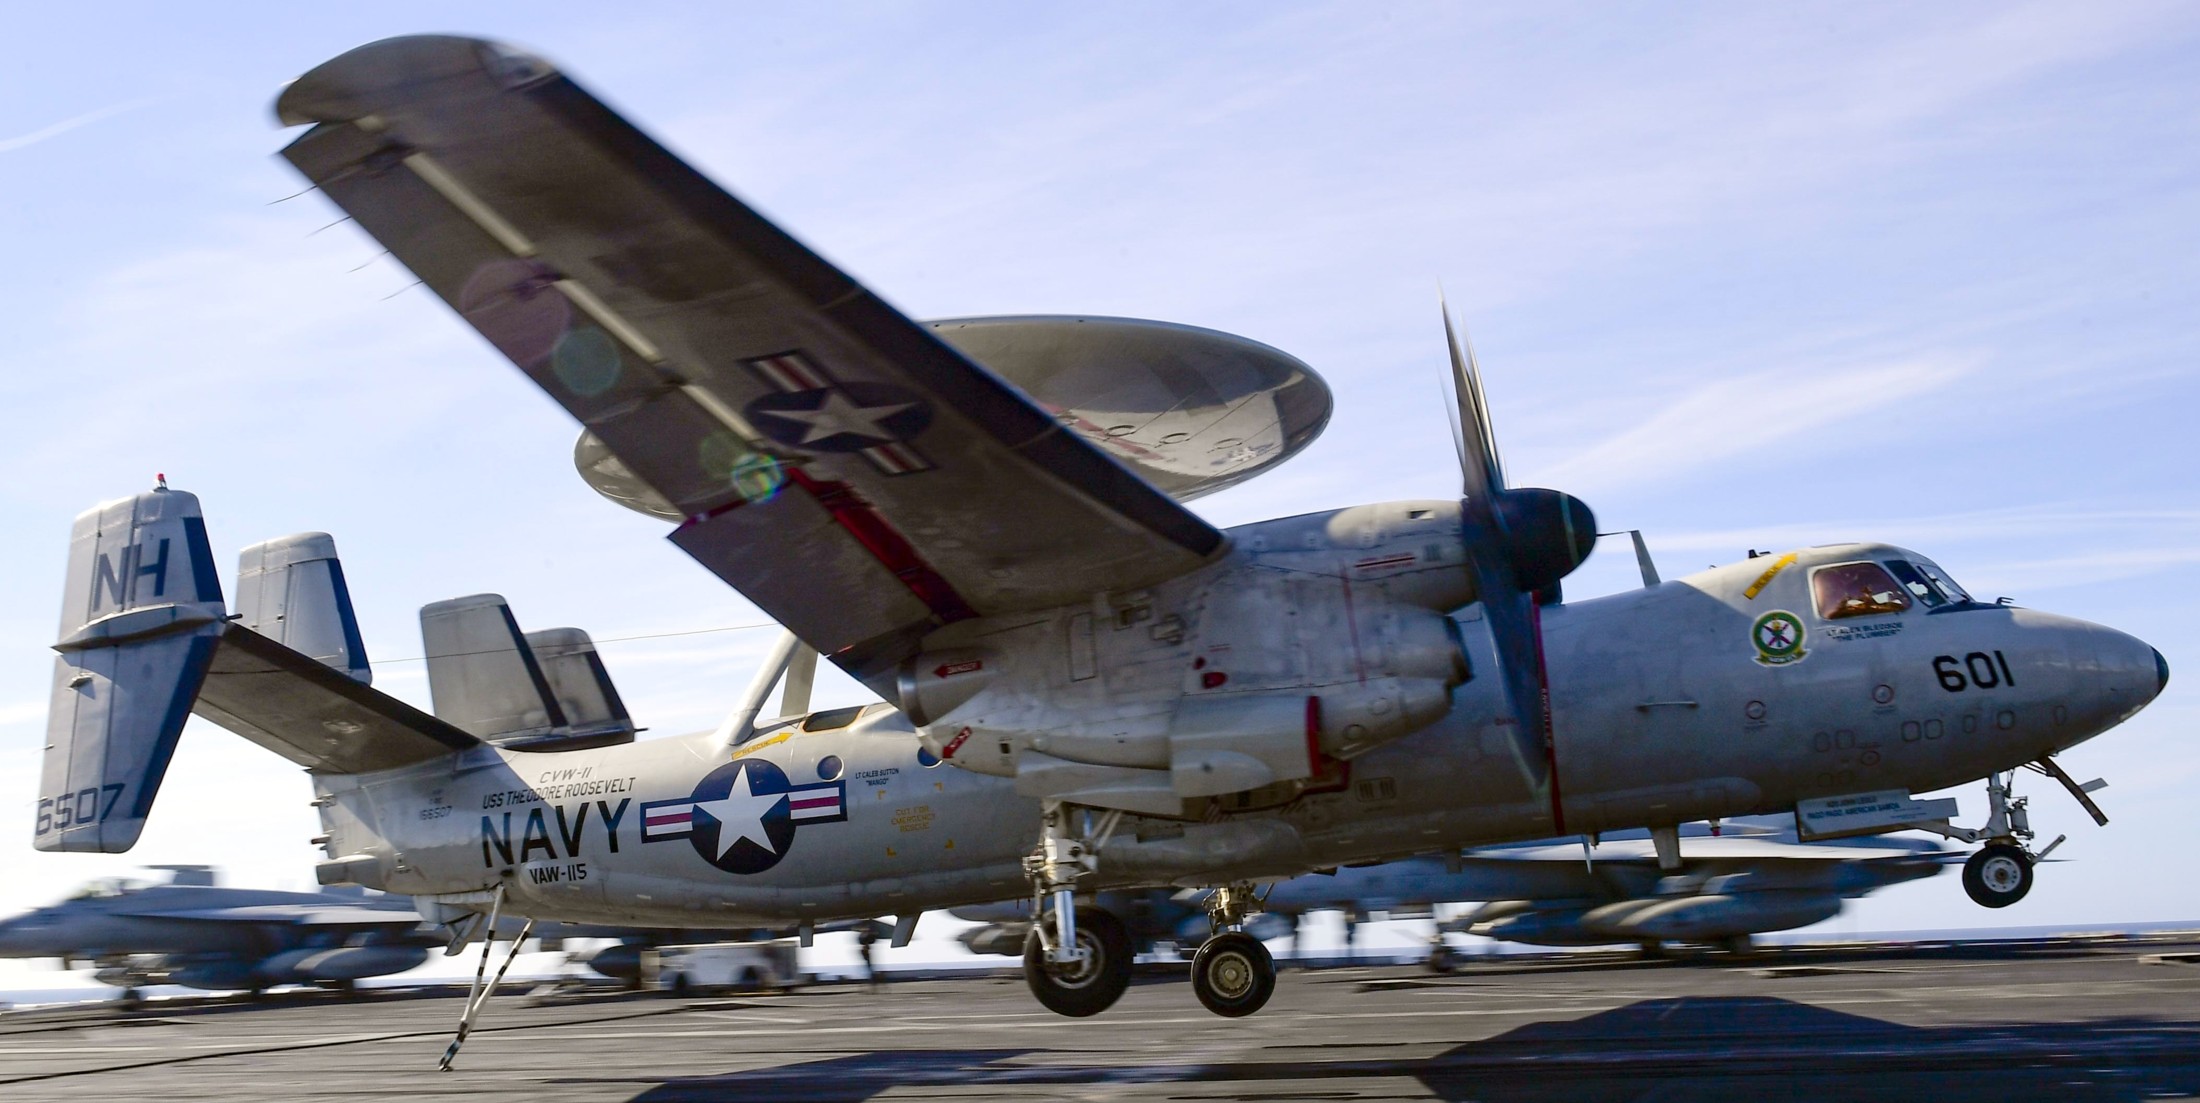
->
908, 501, 1477, 816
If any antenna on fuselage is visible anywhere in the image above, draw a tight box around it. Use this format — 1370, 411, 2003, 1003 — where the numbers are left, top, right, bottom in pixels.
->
1599, 530, 1661, 589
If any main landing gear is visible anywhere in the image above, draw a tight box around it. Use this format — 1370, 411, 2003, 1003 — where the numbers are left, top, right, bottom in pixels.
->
1022, 906, 1131, 1017
1018, 805, 1281, 1019
1022, 801, 1132, 1017
1191, 882, 1276, 1017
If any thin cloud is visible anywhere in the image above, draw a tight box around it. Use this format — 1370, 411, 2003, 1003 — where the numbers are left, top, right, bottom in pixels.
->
1542, 357, 1977, 495
0, 98, 152, 155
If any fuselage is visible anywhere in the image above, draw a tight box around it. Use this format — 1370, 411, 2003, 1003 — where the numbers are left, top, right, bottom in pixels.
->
313, 512, 2163, 929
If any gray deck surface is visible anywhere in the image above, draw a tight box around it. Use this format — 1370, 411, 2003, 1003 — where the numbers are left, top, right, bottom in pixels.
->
7, 935, 2200, 1100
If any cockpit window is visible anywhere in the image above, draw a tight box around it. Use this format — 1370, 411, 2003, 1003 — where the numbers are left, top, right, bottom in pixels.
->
1882, 560, 1945, 608
66, 877, 145, 900
1915, 560, 1971, 605
1813, 562, 1911, 619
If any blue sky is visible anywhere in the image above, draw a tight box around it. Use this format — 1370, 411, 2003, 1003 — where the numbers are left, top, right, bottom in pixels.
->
2, 2, 2196, 967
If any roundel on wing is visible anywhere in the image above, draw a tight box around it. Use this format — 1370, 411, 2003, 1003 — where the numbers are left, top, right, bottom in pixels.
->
744, 382, 934, 453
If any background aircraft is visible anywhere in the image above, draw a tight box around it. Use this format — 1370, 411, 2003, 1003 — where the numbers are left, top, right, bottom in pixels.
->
0, 866, 430, 996
956, 819, 1949, 963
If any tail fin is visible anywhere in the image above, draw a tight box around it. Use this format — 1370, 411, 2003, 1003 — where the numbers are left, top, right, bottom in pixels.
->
234, 533, 372, 684
524, 627, 636, 746
38, 486, 485, 854
421, 595, 635, 750
39, 486, 227, 852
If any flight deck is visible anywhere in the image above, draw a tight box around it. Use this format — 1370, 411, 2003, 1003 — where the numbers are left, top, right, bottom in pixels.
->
7, 934, 2200, 1100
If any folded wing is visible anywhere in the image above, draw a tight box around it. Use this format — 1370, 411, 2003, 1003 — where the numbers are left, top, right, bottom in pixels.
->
275, 36, 1226, 691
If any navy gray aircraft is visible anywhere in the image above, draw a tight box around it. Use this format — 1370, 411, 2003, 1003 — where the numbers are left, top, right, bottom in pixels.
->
33, 36, 2168, 1058
0, 867, 430, 996
954, 821, 1950, 963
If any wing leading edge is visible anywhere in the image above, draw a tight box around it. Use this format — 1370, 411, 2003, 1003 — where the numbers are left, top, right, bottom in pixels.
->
274, 36, 1225, 691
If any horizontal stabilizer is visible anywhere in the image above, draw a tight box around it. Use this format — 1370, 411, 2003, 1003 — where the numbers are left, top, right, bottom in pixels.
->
195, 622, 480, 772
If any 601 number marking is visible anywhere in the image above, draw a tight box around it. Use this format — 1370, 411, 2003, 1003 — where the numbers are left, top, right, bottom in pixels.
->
1934, 651, 2015, 693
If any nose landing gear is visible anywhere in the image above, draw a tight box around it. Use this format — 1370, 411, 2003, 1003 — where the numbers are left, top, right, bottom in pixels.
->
1911, 757, 2109, 910
1963, 842, 2034, 908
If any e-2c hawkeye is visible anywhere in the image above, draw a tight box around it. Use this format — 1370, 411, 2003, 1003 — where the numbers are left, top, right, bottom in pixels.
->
34, 37, 2167, 1051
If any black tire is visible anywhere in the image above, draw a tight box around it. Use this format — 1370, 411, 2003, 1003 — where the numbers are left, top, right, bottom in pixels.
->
1425, 947, 1457, 974
1192, 932, 1276, 1018
667, 972, 690, 995
1023, 907, 1132, 1017
1964, 843, 2033, 908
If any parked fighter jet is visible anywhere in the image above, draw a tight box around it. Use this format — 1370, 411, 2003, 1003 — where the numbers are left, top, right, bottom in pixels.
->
1432, 827, 1949, 956
33, 36, 2166, 1061
0, 867, 430, 996
953, 820, 1949, 962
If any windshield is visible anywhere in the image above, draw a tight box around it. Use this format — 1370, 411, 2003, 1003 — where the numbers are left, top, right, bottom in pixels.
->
66, 877, 147, 900
1883, 560, 1945, 608
1813, 562, 1911, 619
1914, 560, 1972, 605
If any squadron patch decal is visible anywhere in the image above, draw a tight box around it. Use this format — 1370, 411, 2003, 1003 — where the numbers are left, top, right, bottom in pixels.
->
1752, 610, 1809, 667
743, 351, 935, 475
640, 759, 848, 875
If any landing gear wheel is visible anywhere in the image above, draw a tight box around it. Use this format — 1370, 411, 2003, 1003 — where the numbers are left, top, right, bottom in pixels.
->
1425, 946, 1458, 974
1964, 843, 2033, 908
1192, 932, 1276, 1017
1023, 907, 1131, 1017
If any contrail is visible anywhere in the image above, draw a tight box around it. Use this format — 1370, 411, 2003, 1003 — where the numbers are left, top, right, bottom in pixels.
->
0, 98, 153, 154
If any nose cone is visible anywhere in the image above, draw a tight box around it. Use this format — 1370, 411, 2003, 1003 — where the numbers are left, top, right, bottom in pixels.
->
2099, 628, 2166, 720
0, 915, 39, 957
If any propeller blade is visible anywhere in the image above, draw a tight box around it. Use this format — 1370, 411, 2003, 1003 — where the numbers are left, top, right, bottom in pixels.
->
1470, 525, 1555, 797
1442, 300, 1559, 810
1440, 299, 1507, 507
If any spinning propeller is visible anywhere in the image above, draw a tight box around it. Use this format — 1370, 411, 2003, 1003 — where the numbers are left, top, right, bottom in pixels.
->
1439, 302, 1597, 802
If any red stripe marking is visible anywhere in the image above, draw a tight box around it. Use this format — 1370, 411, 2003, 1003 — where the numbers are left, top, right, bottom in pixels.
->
753, 357, 804, 392
1304, 695, 1322, 775
759, 353, 827, 391
787, 468, 977, 625
1529, 600, 1567, 834
866, 443, 926, 474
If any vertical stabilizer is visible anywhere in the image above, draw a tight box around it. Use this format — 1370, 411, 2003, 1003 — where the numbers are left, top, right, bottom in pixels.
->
39, 486, 227, 853
525, 628, 636, 745
421, 594, 564, 741
235, 533, 371, 684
